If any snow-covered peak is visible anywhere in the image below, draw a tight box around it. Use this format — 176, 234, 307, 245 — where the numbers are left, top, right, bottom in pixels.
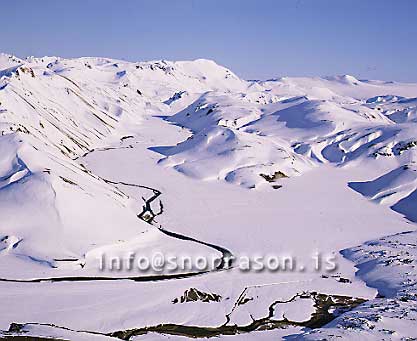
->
324, 74, 361, 85
0, 53, 23, 69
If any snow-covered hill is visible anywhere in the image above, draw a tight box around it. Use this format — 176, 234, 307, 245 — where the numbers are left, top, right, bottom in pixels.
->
0, 53, 416, 340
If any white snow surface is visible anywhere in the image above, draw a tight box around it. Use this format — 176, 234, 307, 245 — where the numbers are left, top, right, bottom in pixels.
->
0, 53, 416, 340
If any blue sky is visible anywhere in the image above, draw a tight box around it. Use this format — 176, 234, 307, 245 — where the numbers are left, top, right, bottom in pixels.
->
2, 0, 417, 81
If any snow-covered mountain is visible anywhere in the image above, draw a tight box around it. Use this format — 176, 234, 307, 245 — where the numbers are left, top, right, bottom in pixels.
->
0, 53, 416, 340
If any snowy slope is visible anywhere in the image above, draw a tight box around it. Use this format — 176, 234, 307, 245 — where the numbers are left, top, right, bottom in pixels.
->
301, 230, 417, 340
0, 55, 246, 278
0, 53, 416, 340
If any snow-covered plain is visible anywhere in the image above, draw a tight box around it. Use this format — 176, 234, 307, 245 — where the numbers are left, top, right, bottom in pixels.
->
0, 53, 416, 339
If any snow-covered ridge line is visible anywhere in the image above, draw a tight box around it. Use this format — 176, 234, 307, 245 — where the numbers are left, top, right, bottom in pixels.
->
0, 53, 248, 279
